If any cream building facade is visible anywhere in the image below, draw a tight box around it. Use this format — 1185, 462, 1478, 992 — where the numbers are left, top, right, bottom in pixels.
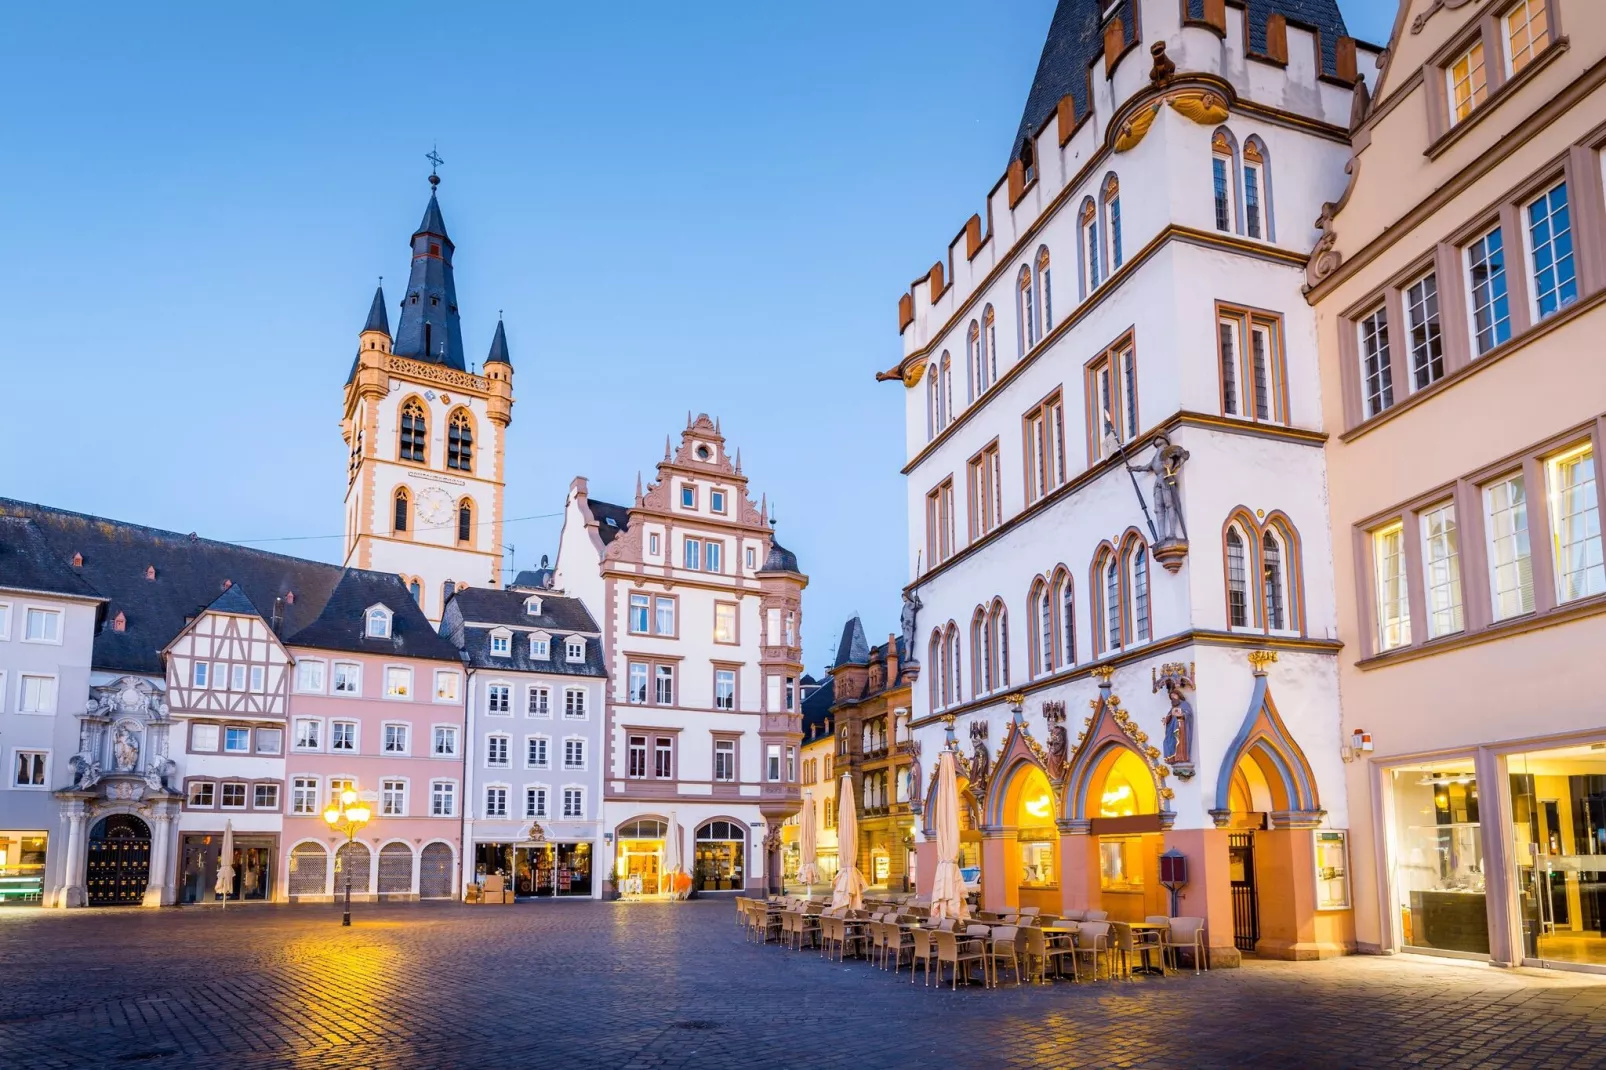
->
1308, 0, 1606, 970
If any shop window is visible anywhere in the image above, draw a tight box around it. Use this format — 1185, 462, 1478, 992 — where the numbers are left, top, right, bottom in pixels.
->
1389, 761, 1486, 955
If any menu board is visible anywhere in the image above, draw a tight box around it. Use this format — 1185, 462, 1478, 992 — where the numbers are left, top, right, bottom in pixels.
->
1314, 830, 1351, 910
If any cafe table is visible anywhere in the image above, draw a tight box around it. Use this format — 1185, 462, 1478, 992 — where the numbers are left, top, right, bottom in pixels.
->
1126, 921, 1168, 976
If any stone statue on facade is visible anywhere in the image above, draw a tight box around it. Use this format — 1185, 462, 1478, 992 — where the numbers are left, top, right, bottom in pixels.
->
899, 591, 923, 664
966, 721, 991, 793
111, 724, 141, 772
904, 741, 923, 808
1153, 661, 1197, 779
1043, 701, 1068, 781
144, 755, 176, 793
69, 751, 104, 790
1127, 434, 1190, 543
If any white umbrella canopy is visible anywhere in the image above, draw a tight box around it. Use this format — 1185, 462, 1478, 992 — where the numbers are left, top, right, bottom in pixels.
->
830, 773, 866, 911
215, 820, 235, 906
929, 750, 970, 923
665, 811, 685, 899
798, 791, 821, 894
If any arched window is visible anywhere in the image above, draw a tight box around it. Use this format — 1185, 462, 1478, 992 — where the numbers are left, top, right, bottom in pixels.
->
939, 352, 954, 428
408, 578, 422, 605
1211, 129, 1238, 234
457, 499, 473, 544
1036, 247, 1053, 333
1242, 138, 1268, 241
1226, 526, 1251, 628
1262, 530, 1286, 631
1017, 266, 1035, 354
447, 408, 474, 472
970, 607, 989, 695
393, 488, 410, 534
982, 305, 997, 386
1030, 577, 1052, 677
1094, 547, 1121, 655
966, 321, 981, 402
929, 629, 943, 710
1102, 174, 1123, 271
926, 364, 939, 441
945, 623, 962, 706
1080, 199, 1101, 292
1055, 569, 1076, 667
988, 598, 1010, 689
1127, 540, 1151, 644
399, 398, 428, 463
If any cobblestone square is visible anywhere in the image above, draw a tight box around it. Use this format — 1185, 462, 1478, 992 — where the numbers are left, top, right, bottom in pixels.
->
2, 901, 1604, 1069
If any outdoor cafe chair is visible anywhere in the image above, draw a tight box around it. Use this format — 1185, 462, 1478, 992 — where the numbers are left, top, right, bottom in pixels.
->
1060, 909, 1087, 922
1029, 924, 1077, 982
910, 928, 935, 985
985, 925, 1024, 987
842, 917, 870, 961
1108, 922, 1140, 980
884, 923, 916, 972
819, 916, 841, 960
1074, 921, 1112, 980
1161, 916, 1208, 973
1018, 906, 1041, 918
867, 921, 891, 966
933, 929, 987, 990
1084, 909, 1109, 921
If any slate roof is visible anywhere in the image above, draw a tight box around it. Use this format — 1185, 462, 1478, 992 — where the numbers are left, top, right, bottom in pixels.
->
834, 616, 871, 667
0, 516, 103, 601
511, 567, 556, 590
362, 285, 390, 335
801, 676, 836, 742
392, 188, 467, 371
0, 498, 345, 676
1011, 0, 1348, 162
761, 540, 801, 573
439, 589, 607, 677
204, 583, 263, 618
587, 499, 632, 546
282, 569, 461, 662
485, 319, 511, 367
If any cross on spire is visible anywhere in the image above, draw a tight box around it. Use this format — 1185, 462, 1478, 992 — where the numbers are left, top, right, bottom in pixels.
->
426, 146, 444, 188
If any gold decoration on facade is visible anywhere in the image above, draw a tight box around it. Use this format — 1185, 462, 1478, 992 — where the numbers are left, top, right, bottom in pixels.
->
1248, 649, 1279, 675
1113, 104, 1160, 153
1167, 89, 1229, 126
1091, 665, 1116, 685
902, 362, 926, 388
1211, 130, 1231, 154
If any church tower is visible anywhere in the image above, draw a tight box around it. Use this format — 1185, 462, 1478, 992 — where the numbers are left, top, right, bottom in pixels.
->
341, 172, 513, 622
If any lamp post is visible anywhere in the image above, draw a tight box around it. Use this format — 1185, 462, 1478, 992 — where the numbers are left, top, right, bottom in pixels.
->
323, 790, 371, 927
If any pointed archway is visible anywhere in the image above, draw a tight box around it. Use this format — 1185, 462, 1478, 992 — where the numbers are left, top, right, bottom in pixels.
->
1210, 651, 1323, 829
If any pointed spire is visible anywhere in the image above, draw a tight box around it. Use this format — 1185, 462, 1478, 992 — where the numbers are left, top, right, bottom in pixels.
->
686, 410, 693, 430
485, 317, 512, 367
664, 435, 672, 461
634, 472, 645, 505
393, 176, 465, 370
734, 448, 742, 473
362, 282, 390, 336
714, 416, 721, 434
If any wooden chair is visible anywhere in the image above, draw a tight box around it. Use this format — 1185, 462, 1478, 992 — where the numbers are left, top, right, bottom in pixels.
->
933, 930, 987, 990
1161, 916, 1208, 973
986, 925, 1023, 987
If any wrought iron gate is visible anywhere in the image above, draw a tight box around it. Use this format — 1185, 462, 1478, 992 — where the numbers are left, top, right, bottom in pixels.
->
86, 815, 151, 906
1229, 831, 1259, 953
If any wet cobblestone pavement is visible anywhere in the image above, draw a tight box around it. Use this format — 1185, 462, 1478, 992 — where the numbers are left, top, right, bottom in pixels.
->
2, 900, 1604, 1069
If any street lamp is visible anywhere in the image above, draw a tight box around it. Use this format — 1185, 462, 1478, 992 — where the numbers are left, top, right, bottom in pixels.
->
323, 789, 371, 927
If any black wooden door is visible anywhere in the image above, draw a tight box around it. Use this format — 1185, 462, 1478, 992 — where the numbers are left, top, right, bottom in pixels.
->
1229, 832, 1259, 953
87, 815, 151, 906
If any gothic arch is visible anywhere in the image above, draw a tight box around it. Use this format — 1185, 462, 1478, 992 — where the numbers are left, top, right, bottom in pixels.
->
1242, 134, 1275, 242
920, 761, 980, 838
1211, 661, 1323, 827
981, 717, 1057, 828
1060, 675, 1173, 827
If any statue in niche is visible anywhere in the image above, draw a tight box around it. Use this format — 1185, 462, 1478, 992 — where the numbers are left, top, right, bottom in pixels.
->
899, 591, 923, 664
967, 721, 991, 793
1043, 701, 1068, 781
69, 751, 104, 790
903, 741, 922, 806
144, 754, 176, 793
1153, 662, 1197, 778
1127, 434, 1191, 544
112, 723, 141, 772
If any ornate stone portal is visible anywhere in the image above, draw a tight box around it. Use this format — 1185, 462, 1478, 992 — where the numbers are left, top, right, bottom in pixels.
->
53, 676, 182, 907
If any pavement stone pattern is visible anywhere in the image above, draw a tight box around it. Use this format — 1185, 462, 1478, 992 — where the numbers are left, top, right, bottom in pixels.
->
1, 901, 1604, 1069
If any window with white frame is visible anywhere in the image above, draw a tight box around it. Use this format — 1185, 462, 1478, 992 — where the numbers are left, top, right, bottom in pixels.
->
1226, 527, 1250, 628
192, 661, 210, 688
968, 443, 1003, 539
385, 666, 412, 699
525, 785, 548, 818
1404, 272, 1445, 391
1419, 502, 1465, 638
526, 736, 549, 769
249, 666, 265, 692
1546, 444, 1604, 603
1467, 226, 1511, 354
628, 735, 647, 778
1242, 143, 1265, 240
714, 739, 735, 781
191, 724, 220, 752
1484, 473, 1535, 620
705, 541, 723, 574
432, 725, 458, 757
431, 780, 456, 816
220, 782, 247, 809
292, 777, 319, 814
485, 785, 508, 818
230, 664, 246, 691
655, 664, 675, 706
488, 684, 510, 714
564, 688, 586, 718
1103, 556, 1122, 652
490, 630, 511, 656
1024, 394, 1066, 504
1036, 247, 1054, 333
767, 744, 782, 782
565, 637, 585, 662
714, 669, 735, 711
381, 778, 406, 816
525, 596, 543, 617
629, 593, 650, 633
684, 537, 702, 571
296, 659, 326, 692
187, 781, 215, 808
562, 787, 583, 819
253, 783, 279, 810
1080, 200, 1101, 291
1526, 182, 1577, 321
1104, 176, 1123, 268
0, 602, 9, 640
1447, 38, 1487, 124
655, 737, 673, 778
383, 723, 410, 754
366, 605, 392, 638
745, 546, 756, 570
528, 632, 549, 658
331, 721, 356, 751
654, 596, 676, 636
711, 488, 727, 514
23, 607, 61, 643
1212, 134, 1235, 231
1018, 266, 1036, 352
1373, 522, 1411, 650
486, 734, 510, 767
434, 671, 460, 702
1504, 0, 1550, 74
1087, 341, 1138, 460
13, 749, 47, 787
224, 727, 251, 753
328, 777, 355, 803
628, 662, 648, 704
714, 602, 737, 644
925, 479, 956, 566
564, 738, 585, 770
681, 483, 697, 509
1129, 544, 1150, 643
18, 674, 56, 714
1358, 307, 1394, 418
1260, 531, 1289, 633
528, 685, 550, 716
333, 661, 361, 694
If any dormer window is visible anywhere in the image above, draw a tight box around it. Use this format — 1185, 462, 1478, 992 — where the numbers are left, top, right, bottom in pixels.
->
681, 484, 697, 509
490, 629, 512, 656
525, 596, 543, 617
366, 605, 393, 639
565, 637, 586, 663
530, 633, 550, 659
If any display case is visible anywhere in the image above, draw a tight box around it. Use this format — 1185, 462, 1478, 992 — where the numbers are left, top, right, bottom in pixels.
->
1313, 829, 1350, 910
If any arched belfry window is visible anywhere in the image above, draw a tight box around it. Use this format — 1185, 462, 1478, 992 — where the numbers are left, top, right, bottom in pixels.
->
457, 499, 474, 545
394, 488, 410, 534
447, 409, 474, 472
399, 398, 428, 463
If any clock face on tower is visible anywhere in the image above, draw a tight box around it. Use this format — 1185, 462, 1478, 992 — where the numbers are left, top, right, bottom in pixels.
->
417, 485, 454, 526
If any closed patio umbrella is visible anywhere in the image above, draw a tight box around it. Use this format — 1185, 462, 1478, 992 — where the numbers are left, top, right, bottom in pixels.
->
798, 790, 821, 896
215, 820, 235, 908
665, 811, 685, 900
830, 773, 866, 911
930, 750, 970, 923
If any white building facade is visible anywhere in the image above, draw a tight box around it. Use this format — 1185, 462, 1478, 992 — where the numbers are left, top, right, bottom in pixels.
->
888, 0, 1379, 963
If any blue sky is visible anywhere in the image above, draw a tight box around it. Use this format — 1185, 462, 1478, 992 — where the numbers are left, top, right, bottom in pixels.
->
2, 1, 1397, 673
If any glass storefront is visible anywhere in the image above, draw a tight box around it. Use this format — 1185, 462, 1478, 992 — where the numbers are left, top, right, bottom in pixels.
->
179, 834, 274, 903
515, 843, 593, 898
616, 819, 666, 896
1390, 760, 1488, 955
694, 820, 746, 892
1509, 741, 1606, 968
0, 831, 47, 904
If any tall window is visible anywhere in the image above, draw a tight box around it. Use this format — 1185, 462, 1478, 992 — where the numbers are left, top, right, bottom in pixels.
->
1467, 226, 1511, 354
1032, 579, 1054, 676
967, 320, 982, 402
527, 736, 549, 769
1447, 39, 1487, 123
654, 737, 673, 779
1546, 445, 1605, 603
382, 779, 406, 816
1219, 308, 1285, 423
926, 365, 939, 442
1024, 393, 1066, 504
457, 499, 472, 544
1420, 502, 1465, 638
714, 603, 737, 644
526, 786, 548, 819
926, 479, 955, 567
1103, 553, 1122, 652
393, 488, 410, 534
1404, 272, 1445, 390
485, 786, 508, 818
1212, 133, 1235, 232
987, 600, 1009, 689
1261, 531, 1286, 632
1227, 527, 1249, 627
683, 538, 701, 572
292, 778, 318, 815
1219, 319, 1239, 417
939, 352, 954, 428
1504, 0, 1549, 74
654, 665, 675, 706
945, 624, 962, 706
1037, 247, 1053, 332
629, 593, 650, 633
1242, 142, 1264, 240
1358, 307, 1394, 418
1018, 267, 1036, 353
655, 596, 675, 636
1103, 175, 1122, 270
1056, 571, 1076, 667
969, 610, 989, 696
930, 629, 945, 709
431, 780, 456, 817
1484, 473, 1534, 620
1128, 542, 1150, 643
1526, 182, 1577, 320
967, 443, 1003, 540
628, 663, 648, 704
399, 398, 427, 463
1081, 200, 1101, 291
714, 669, 736, 710
1087, 340, 1137, 461
628, 735, 647, 778
982, 305, 997, 388
447, 408, 474, 472
1373, 523, 1411, 650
